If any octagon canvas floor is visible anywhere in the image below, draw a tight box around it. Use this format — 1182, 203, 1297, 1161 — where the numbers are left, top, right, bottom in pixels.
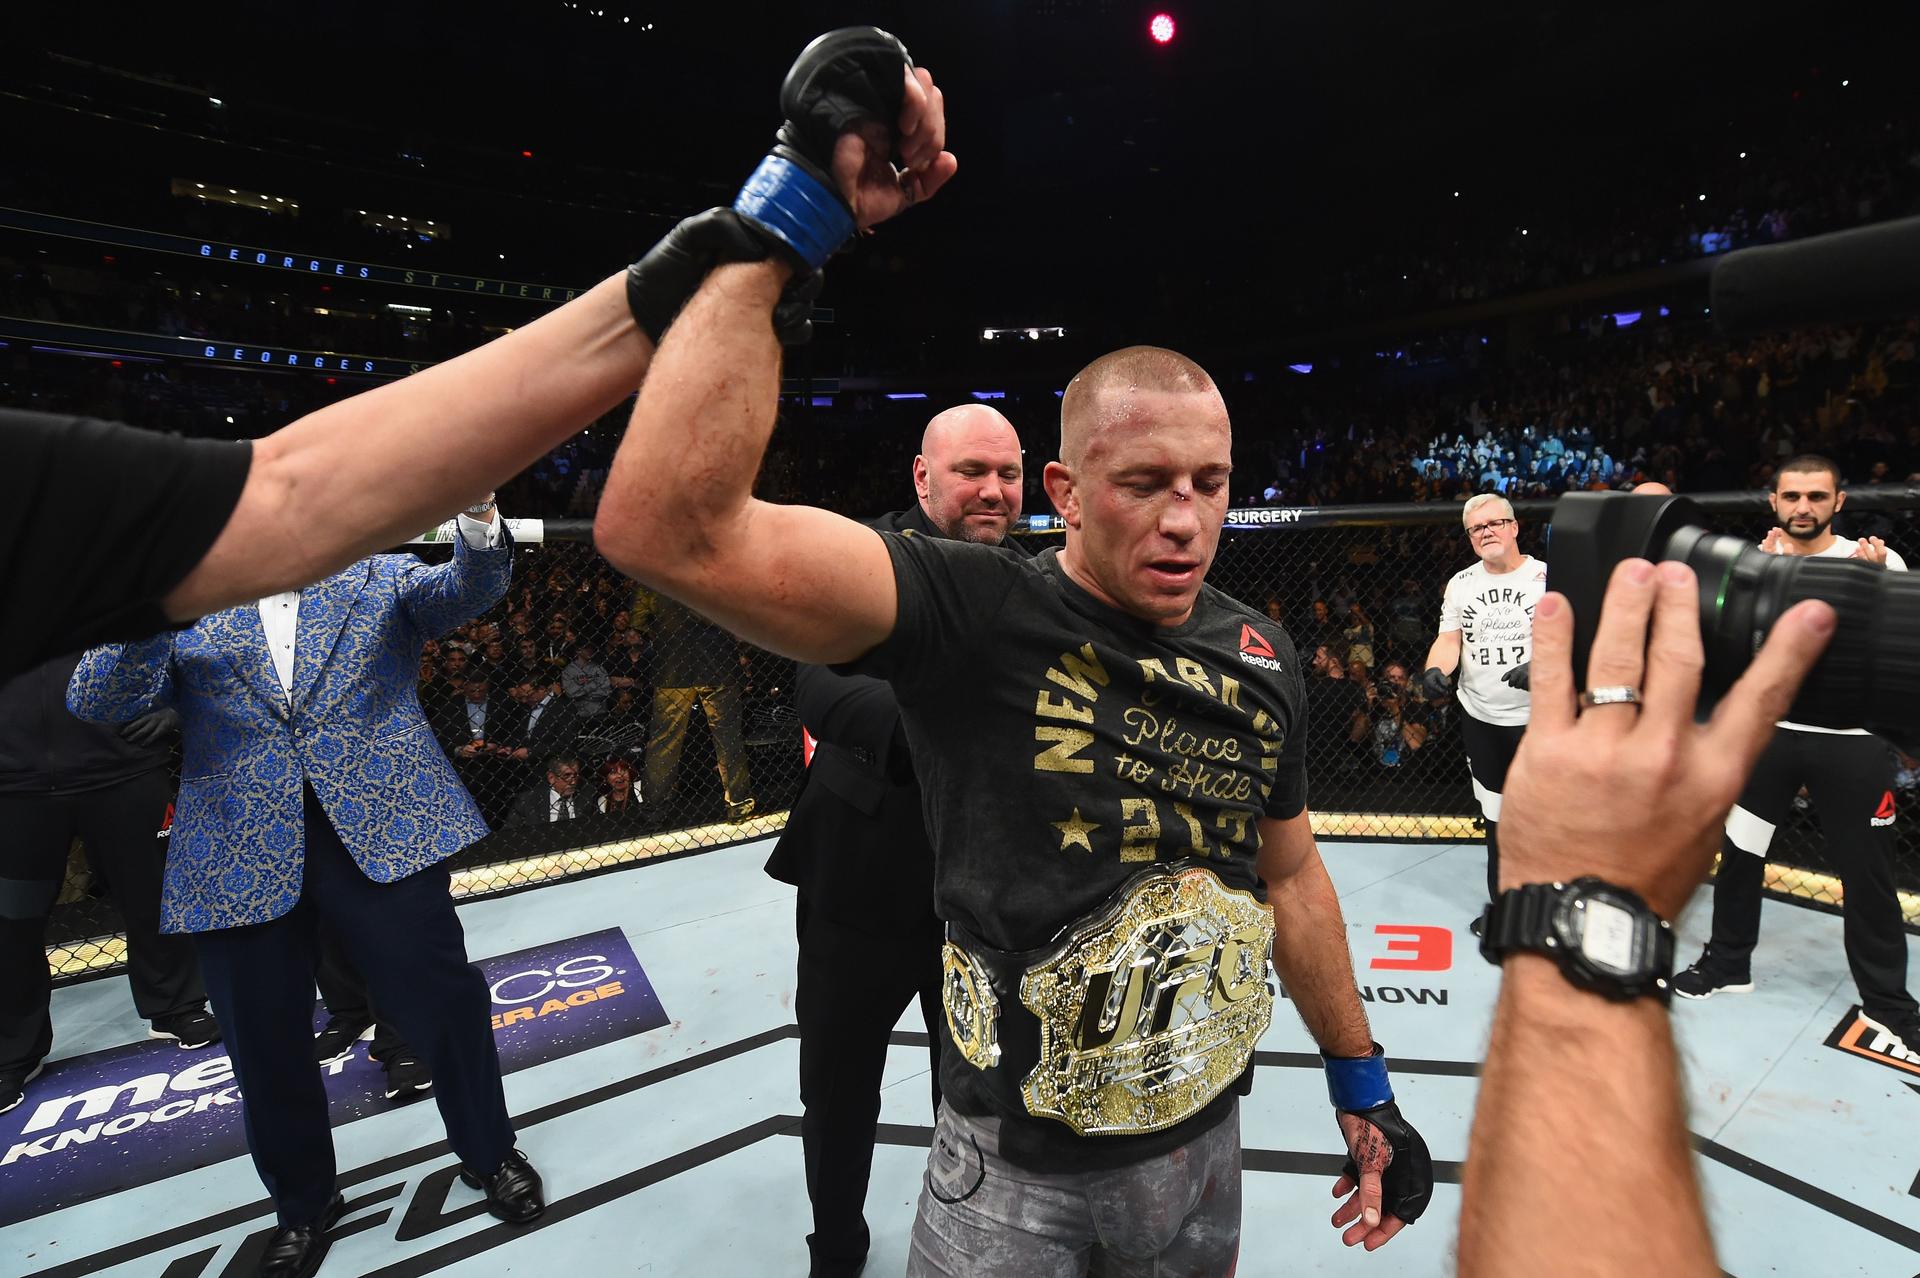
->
3, 837, 1916, 1277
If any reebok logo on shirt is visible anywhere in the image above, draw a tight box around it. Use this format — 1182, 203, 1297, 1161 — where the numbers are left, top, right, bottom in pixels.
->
1871, 790, 1897, 828
1238, 624, 1282, 672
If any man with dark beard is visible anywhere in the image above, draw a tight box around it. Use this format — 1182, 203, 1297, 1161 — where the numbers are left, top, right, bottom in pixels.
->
764, 404, 1026, 1277
1669, 456, 1920, 1062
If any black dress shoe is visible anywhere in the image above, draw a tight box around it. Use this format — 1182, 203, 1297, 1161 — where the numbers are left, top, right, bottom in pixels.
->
259, 1193, 344, 1278
459, 1148, 545, 1224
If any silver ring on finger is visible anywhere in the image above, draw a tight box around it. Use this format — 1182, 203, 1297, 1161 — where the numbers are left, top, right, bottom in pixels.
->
1578, 685, 1644, 711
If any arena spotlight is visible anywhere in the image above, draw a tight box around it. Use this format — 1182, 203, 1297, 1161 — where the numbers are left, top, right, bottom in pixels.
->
1148, 12, 1176, 44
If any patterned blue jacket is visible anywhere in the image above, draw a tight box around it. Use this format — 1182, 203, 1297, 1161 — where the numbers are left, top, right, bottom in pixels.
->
67, 531, 512, 934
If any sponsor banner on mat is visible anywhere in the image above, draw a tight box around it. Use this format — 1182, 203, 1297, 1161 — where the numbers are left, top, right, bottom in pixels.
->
0, 928, 665, 1227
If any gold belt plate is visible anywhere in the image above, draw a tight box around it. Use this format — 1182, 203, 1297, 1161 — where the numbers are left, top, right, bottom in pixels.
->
941, 939, 1002, 1071
1018, 866, 1274, 1136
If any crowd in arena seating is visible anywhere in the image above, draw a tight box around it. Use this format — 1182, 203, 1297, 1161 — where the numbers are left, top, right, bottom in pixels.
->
1241, 316, 1920, 507
411, 543, 797, 837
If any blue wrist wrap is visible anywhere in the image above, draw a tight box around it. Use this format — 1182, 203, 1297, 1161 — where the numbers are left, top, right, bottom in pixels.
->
1322, 1048, 1393, 1112
733, 153, 855, 271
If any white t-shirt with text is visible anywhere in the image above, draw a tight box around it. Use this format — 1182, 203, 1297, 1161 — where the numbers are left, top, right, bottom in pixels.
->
1439, 555, 1549, 726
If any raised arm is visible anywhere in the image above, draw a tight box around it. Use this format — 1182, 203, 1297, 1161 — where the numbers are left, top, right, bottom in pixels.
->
160, 171, 826, 623
166, 275, 647, 619
593, 30, 956, 665
596, 264, 896, 663
396, 507, 514, 638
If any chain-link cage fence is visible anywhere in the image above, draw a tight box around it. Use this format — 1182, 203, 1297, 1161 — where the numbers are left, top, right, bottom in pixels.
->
43, 490, 1920, 981
42, 523, 807, 979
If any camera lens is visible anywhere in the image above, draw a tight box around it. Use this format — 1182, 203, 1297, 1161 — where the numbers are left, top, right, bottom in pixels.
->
1664, 525, 1920, 739
1548, 492, 1920, 750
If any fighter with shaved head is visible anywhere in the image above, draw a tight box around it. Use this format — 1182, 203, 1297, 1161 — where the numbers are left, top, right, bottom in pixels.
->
764, 401, 1026, 1277
595, 27, 1430, 1272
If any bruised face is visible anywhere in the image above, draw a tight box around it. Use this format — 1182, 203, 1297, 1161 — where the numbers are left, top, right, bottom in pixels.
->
1045, 387, 1232, 626
914, 406, 1025, 545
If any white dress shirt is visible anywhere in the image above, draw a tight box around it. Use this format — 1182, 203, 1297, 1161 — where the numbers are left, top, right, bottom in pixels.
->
548, 788, 579, 823
257, 512, 501, 701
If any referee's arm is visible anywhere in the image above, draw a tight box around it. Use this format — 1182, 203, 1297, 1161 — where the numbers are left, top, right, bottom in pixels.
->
163, 273, 652, 620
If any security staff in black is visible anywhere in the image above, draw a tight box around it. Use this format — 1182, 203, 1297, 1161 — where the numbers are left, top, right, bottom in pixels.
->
1671, 457, 1920, 1058
0, 651, 220, 1112
765, 404, 1027, 1278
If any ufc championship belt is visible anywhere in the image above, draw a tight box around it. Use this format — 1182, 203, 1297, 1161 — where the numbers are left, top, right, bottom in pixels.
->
943, 864, 1274, 1137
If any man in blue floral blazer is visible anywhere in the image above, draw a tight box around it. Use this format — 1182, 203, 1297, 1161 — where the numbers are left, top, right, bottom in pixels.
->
68, 498, 544, 1278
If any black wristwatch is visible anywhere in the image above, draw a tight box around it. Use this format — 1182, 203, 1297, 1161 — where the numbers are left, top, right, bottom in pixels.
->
1477, 878, 1675, 1004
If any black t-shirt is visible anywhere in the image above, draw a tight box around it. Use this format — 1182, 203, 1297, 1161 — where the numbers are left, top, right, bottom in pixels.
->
847, 536, 1308, 1171
1, 409, 252, 682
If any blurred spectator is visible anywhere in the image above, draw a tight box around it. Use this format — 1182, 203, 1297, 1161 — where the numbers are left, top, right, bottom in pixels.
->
562, 642, 612, 722
504, 676, 581, 773
509, 753, 586, 827
1306, 646, 1370, 777
635, 590, 756, 825
596, 756, 642, 826
1341, 602, 1376, 670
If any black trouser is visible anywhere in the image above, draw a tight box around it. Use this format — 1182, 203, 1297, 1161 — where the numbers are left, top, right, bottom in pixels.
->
1709, 728, 1916, 1023
0, 769, 206, 1074
1457, 709, 1527, 903
795, 898, 943, 1278
314, 930, 408, 1062
193, 784, 514, 1226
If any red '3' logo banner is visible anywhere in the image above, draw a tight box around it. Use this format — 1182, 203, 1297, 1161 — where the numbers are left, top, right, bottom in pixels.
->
1370, 925, 1453, 971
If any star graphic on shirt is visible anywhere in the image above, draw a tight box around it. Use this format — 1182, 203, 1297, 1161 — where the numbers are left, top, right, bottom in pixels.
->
1052, 808, 1100, 853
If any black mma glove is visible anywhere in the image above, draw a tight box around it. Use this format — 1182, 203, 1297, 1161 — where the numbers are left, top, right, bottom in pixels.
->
1323, 1042, 1433, 1230
1336, 1099, 1435, 1227
732, 27, 912, 272
1419, 667, 1453, 701
625, 208, 822, 348
1501, 661, 1531, 691
118, 707, 180, 748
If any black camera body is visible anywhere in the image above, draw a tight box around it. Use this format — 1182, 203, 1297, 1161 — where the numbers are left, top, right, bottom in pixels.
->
1548, 492, 1920, 751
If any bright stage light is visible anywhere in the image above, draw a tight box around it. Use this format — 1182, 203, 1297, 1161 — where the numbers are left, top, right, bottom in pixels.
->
1149, 13, 1176, 44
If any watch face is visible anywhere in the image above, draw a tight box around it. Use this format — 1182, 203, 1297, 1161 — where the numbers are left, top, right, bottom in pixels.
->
1574, 897, 1641, 977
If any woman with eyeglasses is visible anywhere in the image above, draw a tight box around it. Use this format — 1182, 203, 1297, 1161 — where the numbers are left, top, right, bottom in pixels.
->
1419, 493, 1548, 933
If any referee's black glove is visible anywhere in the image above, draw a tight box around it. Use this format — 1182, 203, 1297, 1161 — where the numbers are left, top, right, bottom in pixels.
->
1419, 667, 1453, 701
118, 707, 180, 747
1500, 662, 1531, 691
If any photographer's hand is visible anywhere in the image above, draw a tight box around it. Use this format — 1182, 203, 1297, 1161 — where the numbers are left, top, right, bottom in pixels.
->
1459, 559, 1833, 1278
1499, 558, 1832, 915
